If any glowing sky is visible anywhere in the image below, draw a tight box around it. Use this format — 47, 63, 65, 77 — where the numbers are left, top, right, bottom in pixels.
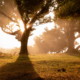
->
0, 22, 55, 49
0, 28, 20, 48
0, 7, 80, 49
0, 11, 55, 49
0, 22, 80, 49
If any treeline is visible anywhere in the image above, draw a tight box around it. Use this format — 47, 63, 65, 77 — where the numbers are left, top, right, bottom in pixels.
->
28, 27, 80, 54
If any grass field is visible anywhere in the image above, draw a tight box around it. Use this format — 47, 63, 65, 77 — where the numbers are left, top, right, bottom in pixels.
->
0, 53, 80, 80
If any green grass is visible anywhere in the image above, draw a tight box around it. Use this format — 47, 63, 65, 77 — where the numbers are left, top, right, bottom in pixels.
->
0, 53, 80, 80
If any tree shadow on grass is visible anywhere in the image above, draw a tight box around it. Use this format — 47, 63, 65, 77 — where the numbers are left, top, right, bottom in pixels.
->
66, 52, 80, 58
0, 55, 44, 80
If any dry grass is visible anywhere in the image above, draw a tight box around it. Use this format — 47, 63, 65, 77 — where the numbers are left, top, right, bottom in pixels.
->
0, 53, 80, 80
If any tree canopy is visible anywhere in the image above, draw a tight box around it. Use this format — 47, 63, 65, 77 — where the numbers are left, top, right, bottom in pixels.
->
34, 28, 68, 53
0, 0, 54, 40
54, 0, 80, 18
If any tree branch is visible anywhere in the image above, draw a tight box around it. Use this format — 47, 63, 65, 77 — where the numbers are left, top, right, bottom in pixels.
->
28, 0, 53, 29
75, 34, 80, 39
76, 45, 80, 50
0, 10, 21, 30
0, 10, 18, 23
1, 27, 21, 35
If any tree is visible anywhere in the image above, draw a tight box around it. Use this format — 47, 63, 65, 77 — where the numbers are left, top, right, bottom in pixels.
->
0, 0, 54, 55
54, 0, 80, 18
34, 28, 68, 53
54, 0, 80, 53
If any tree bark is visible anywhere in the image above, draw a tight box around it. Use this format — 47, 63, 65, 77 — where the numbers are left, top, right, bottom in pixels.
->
67, 31, 75, 52
66, 23, 76, 53
19, 25, 31, 55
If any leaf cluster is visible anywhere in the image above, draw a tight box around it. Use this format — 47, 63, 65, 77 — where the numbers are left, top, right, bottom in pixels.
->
54, 0, 80, 18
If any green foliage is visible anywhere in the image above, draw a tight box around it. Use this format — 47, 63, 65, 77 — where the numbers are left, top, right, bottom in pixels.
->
15, 0, 44, 16
15, 0, 54, 22
55, 0, 80, 18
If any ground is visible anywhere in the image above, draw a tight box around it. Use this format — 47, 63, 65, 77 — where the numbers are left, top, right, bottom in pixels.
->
0, 53, 80, 80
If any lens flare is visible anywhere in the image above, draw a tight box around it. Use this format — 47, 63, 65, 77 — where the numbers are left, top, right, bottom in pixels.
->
27, 25, 29, 28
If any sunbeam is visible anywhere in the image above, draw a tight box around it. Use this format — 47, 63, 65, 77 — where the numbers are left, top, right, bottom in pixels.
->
18, 20, 24, 32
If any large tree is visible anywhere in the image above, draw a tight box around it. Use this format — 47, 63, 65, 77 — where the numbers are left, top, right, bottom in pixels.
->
0, 0, 54, 55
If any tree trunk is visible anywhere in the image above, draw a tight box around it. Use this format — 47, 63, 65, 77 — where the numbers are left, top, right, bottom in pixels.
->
66, 24, 76, 53
19, 25, 31, 55
67, 31, 75, 52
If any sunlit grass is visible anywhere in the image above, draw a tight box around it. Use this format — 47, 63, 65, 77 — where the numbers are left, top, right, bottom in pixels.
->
0, 53, 80, 80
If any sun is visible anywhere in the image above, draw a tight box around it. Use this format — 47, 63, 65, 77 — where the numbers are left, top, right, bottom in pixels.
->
18, 20, 25, 32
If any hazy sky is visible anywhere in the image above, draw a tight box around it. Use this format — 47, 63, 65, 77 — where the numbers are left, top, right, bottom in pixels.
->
0, 4, 55, 49
0, 22, 55, 49
0, 22, 80, 49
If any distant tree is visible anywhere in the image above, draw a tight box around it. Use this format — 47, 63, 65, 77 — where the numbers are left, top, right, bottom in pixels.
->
34, 28, 68, 53
54, 0, 80, 53
0, 0, 54, 55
